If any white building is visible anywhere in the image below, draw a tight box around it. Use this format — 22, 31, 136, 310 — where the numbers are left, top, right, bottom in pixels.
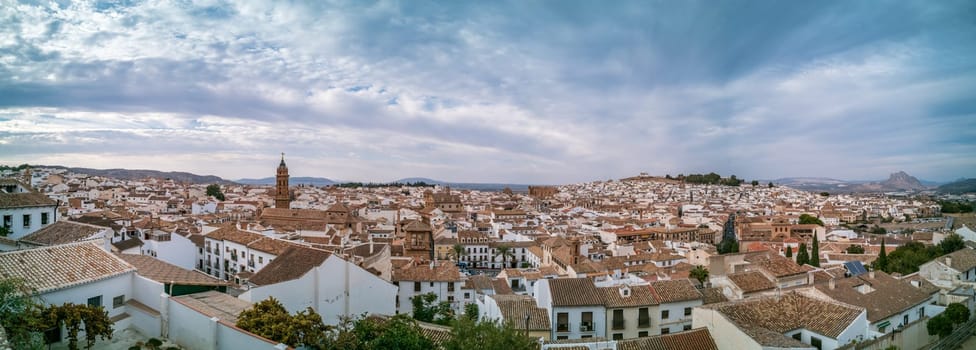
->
0, 179, 59, 242
535, 278, 607, 340
239, 245, 397, 325
392, 262, 464, 315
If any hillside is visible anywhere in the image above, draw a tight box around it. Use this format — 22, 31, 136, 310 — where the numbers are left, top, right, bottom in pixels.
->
236, 177, 336, 186
773, 171, 931, 193
41, 166, 234, 184
938, 178, 976, 194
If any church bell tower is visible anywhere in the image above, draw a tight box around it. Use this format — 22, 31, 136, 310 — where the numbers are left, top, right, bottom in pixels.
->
275, 153, 290, 209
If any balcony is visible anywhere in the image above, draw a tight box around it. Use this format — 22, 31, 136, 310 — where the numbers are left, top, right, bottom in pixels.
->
612, 319, 625, 330
248, 260, 255, 268
557, 323, 570, 332
580, 322, 593, 332
638, 317, 651, 328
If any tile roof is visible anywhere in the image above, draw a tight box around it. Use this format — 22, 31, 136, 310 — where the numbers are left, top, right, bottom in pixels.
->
728, 271, 777, 294
814, 271, 934, 322
19, 221, 105, 246
112, 237, 144, 251
491, 294, 551, 331
205, 226, 263, 245
0, 241, 135, 293
746, 254, 807, 278
598, 285, 658, 307
171, 290, 252, 324
937, 248, 976, 272
548, 278, 603, 306
617, 327, 719, 350
248, 246, 331, 286
118, 254, 227, 286
649, 279, 703, 304
704, 292, 862, 345
0, 191, 57, 209
392, 262, 462, 282
700, 287, 729, 305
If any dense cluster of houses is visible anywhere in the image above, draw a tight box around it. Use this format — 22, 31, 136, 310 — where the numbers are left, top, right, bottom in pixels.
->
1, 164, 973, 350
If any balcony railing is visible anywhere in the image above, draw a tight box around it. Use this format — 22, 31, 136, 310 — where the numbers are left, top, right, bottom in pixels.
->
580, 322, 593, 332
556, 323, 570, 332
638, 317, 651, 328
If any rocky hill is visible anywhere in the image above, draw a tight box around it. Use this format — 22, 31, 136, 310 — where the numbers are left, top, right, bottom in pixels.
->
938, 178, 976, 194
40, 166, 235, 184
879, 171, 926, 191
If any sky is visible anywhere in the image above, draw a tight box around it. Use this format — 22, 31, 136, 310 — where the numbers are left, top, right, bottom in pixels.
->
1, 0, 975, 184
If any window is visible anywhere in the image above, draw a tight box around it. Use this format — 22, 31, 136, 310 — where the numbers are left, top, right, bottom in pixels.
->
556, 336, 568, 340
612, 309, 625, 330
638, 307, 650, 328
661, 327, 670, 334
581, 312, 593, 331
414, 282, 421, 292
638, 331, 648, 337
429, 282, 434, 287
447, 295, 454, 302
2, 215, 10, 228
878, 325, 886, 333
448, 282, 455, 292
792, 333, 802, 341
22, 214, 30, 228
919, 307, 925, 320
903, 314, 909, 326
612, 333, 623, 340
661, 310, 670, 319
557, 312, 569, 332
258, 256, 263, 263
811, 336, 822, 350
113, 295, 125, 308
41, 212, 49, 225
464, 292, 470, 299
87, 296, 102, 307
683, 324, 692, 331
684, 307, 692, 316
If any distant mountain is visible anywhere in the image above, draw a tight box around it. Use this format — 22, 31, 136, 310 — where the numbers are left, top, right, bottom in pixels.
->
773, 171, 932, 193
880, 171, 926, 191
395, 177, 534, 192
938, 178, 976, 194
236, 177, 335, 186
40, 165, 234, 184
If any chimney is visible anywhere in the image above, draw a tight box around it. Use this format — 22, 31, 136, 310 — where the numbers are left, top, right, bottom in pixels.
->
369, 236, 375, 255
869, 270, 875, 279
828, 278, 836, 290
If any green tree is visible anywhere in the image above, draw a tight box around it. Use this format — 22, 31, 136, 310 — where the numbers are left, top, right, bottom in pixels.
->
0, 278, 46, 348
690, 265, 709, 285
369, 314, 434, 350
441, 317, 538, 350
795, 243, 809, 266
768, 182, 774, 188
871, 226, 887, 235
945, 302, 970, 325
464, 303, 479, 321
810, 235, 820, 267
875, 238, 889, 272
494, 245, 515, 269
785, 246, 792, 258
751, 180, 759, 187
927, 314, 954, 338
799, 214, 824, 226
820, 192, 830, 197
939, 233, 965, 255
411, 293, 454, 325
237, 298, 327, 348
451, 244, 467, 262
0, 226, 11, 237
845, 245, 865, 254
206, 184, 225, 201
44, 303, 114, 350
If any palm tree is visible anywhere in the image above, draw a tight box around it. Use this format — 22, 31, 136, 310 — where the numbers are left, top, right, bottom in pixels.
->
451, 244, 467, 262
494, 245, 515, 269
690, 265, 709, 286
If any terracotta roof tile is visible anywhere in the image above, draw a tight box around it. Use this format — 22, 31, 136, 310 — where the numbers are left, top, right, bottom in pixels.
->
248, 246, 331, 286
0, 241, 135, 293
728, 271, 777, 294
20, 221, 105, 246
392, 263, 462, 282
548, 278, 603, 306
649, 279, 702, 303
617, 327, 719, 350
119, 254, 227, 286
703, 292, 862, 344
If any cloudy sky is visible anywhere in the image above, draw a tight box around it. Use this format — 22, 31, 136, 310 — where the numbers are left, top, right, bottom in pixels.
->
1, 1, 974, 184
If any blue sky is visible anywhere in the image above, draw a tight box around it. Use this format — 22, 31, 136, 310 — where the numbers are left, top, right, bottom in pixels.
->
1, 0, 974, 183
